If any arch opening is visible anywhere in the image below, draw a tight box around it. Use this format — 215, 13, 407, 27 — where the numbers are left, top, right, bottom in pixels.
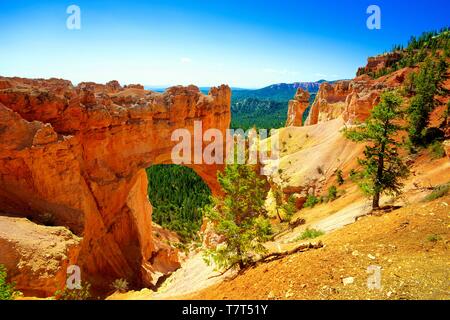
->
146, 164, 212, 243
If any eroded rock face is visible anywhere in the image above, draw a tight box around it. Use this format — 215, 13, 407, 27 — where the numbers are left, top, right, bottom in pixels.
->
124, 84, 145, 90
0, 76, 231, 294
0, 216, 80, 297
305, 81, 351, 125
305, 68, 412, 126
276, 59, 418, 206
285, 88, 310, 127
356, 52, 402, 76
146, 223, 182, 287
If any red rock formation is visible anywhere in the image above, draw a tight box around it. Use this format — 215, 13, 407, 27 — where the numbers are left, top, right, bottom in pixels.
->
0, 77, 231, 294
124, 84, 145, 90
305, 67, 413, 126
0, 216, 80, 297
356, 52, 402, 76
285, 88, 310, 127
305, 80, 351, 125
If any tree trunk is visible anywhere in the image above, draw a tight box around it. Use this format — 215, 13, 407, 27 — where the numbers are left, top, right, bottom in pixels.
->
372, 192, 380, 209
236, 245, 245, 270
275, 208, 282, 222
373, 142, 385, 210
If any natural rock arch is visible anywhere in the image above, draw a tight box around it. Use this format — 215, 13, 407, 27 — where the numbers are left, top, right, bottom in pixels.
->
0, 77, 230, 294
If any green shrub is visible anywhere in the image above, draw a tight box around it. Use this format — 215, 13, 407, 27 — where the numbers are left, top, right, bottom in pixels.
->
281, 195, 297, 222
0, 265, 18, 300
336, 169, 344, 185
295, 228, 324, 241
427, 234, 442, 242
111, 278, 129, 293
54, 282, 92, 300
423, 183, 450, 201
303, 195, 319, 208
349, 169, 360, 182
327, 186, 338, 201
429, 141, 445, 159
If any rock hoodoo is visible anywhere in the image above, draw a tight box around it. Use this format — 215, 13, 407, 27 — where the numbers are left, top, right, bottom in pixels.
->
305, 67, 412, 126
268, 59, 433, 210
285, 88, 310, 127
0, 77, 231, 294
356, 52, 402, 76
273, 53, 406, 129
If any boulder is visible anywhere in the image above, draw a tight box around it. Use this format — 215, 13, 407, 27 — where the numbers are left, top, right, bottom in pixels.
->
0, 216, 80, 297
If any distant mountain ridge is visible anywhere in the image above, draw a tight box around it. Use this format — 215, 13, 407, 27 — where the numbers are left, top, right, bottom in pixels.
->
262, 80, 327, 92
229, 81, 333, 130
146, 81, 332, 97
232, 80, 333, 102
145, 81, 337, 130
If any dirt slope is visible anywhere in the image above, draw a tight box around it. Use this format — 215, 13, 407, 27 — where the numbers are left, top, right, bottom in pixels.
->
107, 251, 235, 300
110, 152, 449, 300
186, 195, 450, 300
0, 216, 80, 297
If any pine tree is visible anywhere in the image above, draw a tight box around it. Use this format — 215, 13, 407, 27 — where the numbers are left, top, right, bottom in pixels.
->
272, 185, 284, 222
343, 91, 409, 209
146, 165, 212, 242
281, 195, 297, 222
203, 164, 272, 270
408, 56, 448, 145
335, 169, 345, 185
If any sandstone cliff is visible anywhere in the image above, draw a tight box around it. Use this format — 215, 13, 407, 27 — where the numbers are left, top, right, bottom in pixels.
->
285, 88, 310, 127
0, 77, 231, 295
356, 52, 402, 76
305, 68, 413, 126
265, 55, 449, 210
0, 216, 80, 297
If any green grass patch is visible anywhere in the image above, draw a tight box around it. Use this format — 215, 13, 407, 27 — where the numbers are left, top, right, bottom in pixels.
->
0, 265, 19, 300
423, 183, 450, 202
426, 234, 442, 242
429, 141, 445, 159
303, 195, 319, 208
294, 228, 325, 241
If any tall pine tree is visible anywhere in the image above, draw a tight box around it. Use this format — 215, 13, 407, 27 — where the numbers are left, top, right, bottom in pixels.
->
203, 164, 272, 270
408, 56, 448, 145
344, 91, 410, 209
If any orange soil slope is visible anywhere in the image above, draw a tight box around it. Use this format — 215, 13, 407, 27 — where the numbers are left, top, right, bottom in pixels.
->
187, 195, 450, 300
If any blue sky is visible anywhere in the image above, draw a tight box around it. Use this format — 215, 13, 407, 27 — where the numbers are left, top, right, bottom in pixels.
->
0, 0, 449, 88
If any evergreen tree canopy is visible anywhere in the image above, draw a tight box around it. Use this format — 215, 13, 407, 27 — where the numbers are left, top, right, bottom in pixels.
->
146, 165, 211, 242
343, 91, 410, 209
408, 56, 448, 145
203, 164, 272, 270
